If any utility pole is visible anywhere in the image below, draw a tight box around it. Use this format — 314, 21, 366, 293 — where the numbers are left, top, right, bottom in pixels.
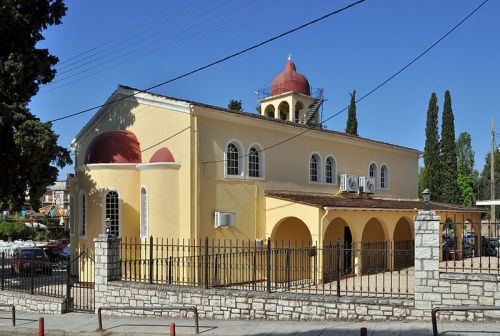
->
491, 117, 496, 236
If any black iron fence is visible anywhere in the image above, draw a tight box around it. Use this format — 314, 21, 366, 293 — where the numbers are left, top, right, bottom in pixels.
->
1, 248, 95, 312
1, 250, 67, 297
120, 237, 415, 298
440, 220, 500, 274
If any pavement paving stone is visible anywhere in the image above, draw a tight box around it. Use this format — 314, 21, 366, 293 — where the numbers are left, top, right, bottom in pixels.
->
0, 311, 500, 335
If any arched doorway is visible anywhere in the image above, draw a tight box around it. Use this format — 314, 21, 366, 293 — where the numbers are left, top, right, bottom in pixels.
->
361, 218, 387, 273
393, 217, 414, 268
271, 217, 313, 287
323, 218, 354, 282
272, 217, 312, 247
277, 101, 290, 121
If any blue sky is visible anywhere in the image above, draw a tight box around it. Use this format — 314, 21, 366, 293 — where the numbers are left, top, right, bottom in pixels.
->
29, 0, 499, 179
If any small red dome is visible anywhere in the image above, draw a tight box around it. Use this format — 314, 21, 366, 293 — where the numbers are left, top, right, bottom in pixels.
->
85, 130, 142, 164
149, 147, 175, 163
271, 61, 310, 96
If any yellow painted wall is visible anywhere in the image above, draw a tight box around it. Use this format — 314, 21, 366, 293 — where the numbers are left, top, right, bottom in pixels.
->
72, 94, 194, 244
74, 167, 139, 248
139, 165, 181, 239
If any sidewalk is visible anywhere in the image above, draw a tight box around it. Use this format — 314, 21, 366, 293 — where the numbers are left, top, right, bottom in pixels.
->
0, 311, 500, 335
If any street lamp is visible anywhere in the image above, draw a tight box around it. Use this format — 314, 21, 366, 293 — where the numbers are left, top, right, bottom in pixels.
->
105, 217, 111, 234
422, 189, 431, 211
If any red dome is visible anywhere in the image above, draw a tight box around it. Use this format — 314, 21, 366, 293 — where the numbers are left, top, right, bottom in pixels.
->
149, 147, 175, 163
85, 130, 142, 164
271, 61, 310, 96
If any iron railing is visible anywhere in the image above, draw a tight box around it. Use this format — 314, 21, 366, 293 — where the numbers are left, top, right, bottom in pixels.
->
256, 85, 324, 101
0, 248, 95, 312
1, 250, 66, 297
120, 237, 415, 298
440, 219, 500, 274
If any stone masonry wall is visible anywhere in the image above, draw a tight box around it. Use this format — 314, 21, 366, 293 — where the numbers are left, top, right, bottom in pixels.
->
2, 211, 500, 321
413, 211, 500, 322
97, 281, 414, 321
0, 291, 66, 314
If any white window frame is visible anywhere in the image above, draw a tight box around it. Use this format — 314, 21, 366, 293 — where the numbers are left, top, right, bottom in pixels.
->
140, 186, 148, 241
369, 162, 378, 189
309, 152, 322, 184
224, 138, 245, 178
69, 193, 75, 236
380, 163, 390, 189
247, 142, 265, 180
324, 154, 337, 185
101, 188, 120, 236
78, 189, 87, 237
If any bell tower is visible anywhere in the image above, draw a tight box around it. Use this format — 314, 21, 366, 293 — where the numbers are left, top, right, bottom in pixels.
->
258, 56, 323, 126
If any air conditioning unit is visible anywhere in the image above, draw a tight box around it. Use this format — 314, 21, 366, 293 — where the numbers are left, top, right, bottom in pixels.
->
340, 174, 358, 192
214, 212, 235, 228
359, 176, 375, 194
256, 238, 264, 252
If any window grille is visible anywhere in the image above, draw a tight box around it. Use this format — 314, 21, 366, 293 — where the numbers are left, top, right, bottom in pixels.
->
79, 192, 86, 236
106, 191, 119, 236
325, 158, 332, 184
248, 147, 260, 177
381, 165, 387, 189
310, 155, 318, 182
226, 144, 239, 176
140, 188, 148, 239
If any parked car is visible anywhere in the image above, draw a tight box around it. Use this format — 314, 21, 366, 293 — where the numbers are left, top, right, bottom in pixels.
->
462, 241, 474, 258
40, 245, 63, 264
47, 238, 70, 248
463, 232, 476, 244
480, 237, 498, 256
442, 234, 455, 249
11, 247, 52, 276
59, 244, 70, 268
442, 234, 456, 261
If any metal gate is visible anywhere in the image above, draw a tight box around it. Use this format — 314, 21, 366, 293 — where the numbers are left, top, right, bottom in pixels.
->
66, 251, 95, 313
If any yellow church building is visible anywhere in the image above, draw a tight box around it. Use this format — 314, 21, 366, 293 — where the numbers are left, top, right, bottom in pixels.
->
68, 59, 483, 277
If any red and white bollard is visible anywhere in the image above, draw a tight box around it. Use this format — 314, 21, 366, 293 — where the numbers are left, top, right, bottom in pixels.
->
170, 322, 176, 336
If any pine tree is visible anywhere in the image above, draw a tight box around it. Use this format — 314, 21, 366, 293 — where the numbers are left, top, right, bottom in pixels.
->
439, 90, 460, 204
228, 100, 243, 111
345, 90, 358, 135
422, 93, 441, 201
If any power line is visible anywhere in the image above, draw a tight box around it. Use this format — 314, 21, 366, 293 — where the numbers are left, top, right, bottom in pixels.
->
51, 0, 235, 78
50, 0, 366, 122
203, 0, 489, 165
42, 0, 262, 92
55, 0, 202, 69
53, 0, 488, 167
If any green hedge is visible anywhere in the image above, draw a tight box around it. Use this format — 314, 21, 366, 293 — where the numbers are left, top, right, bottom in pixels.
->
0, 219, 33, 241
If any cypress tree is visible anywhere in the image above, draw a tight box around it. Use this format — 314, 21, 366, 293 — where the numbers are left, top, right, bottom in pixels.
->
345, 90, 358, 135
423, 93, 441, 201
439, 90, 460, 204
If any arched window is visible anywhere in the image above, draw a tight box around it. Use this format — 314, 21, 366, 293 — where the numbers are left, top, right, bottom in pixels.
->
380, 164, 389, 189
225, 139, 244, 177
105, 190, 119, 236
369, 162, 378, 188
248, 147, 260, 178
309, 153, 322, 183
226, 143, 239, 176
265, 105, 275, 118
69, 194, 75, 236
79, 190, 87, 237
325, 155, 337, 185
140, 187, 148, 240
